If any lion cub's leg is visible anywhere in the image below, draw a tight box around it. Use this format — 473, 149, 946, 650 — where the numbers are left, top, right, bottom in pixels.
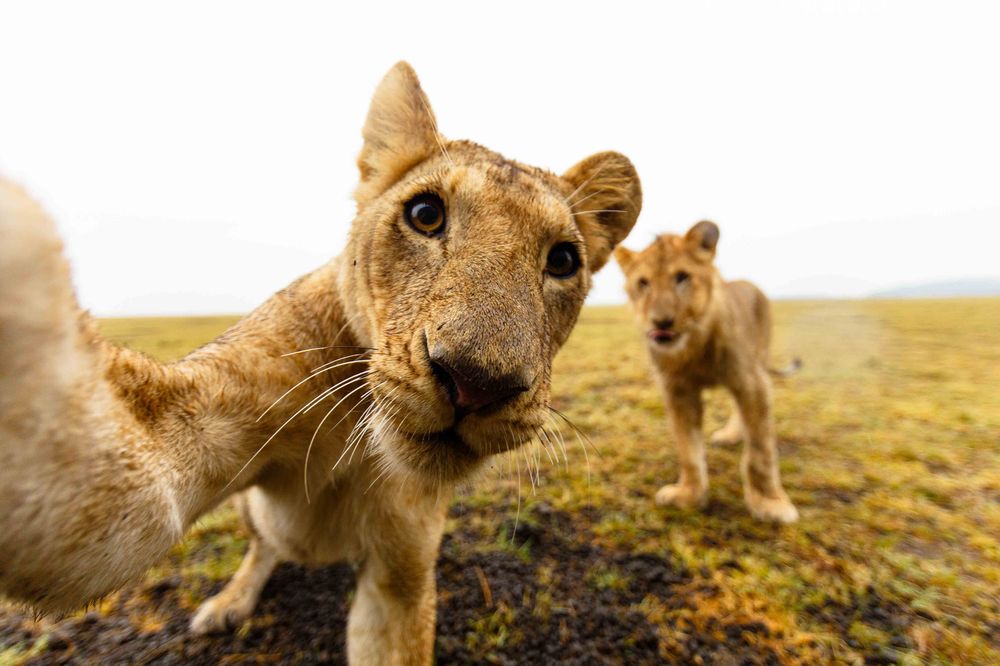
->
347, 497, 446, 666
731, 371, 799, 523
190, 534, 279, 633
190, 497, 280, 634
709, 407, 745, 445
656, 385, 709, 509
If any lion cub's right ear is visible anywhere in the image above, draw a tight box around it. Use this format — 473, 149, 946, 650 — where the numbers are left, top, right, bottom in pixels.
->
613, 246, 637, 274
354, 62, 441, 209
562, 152, 642, 273
684, 220, 720, 263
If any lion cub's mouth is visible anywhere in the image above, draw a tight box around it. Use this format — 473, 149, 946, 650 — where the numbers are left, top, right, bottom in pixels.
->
647, 328, 681, 345
398, 425, 479, 459
423, 427, 478, 457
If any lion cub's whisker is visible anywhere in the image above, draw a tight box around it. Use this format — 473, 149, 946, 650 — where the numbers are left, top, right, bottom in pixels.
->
547, 407, 594, 498
343, 394, 380, 451
297, 371, 370, 420
418, 95, 453, 168
547, 407, 601, 460
308, 354, 373, 376
544, 414, 570, 468
329, 381, 388, 474
255, 353, 370, 423
362, 391, 403, 463
565, 188, 602, 210
280, 345, 373, 357
303, 378, 378, 502
569, 209, 627, 217
512, 451, 523, 540
346, 382, 399, 451
535, 427, 559, 468
520, 441, 538, 495
226, 371, 371, 493
330, 382, 386, 467
563, 164, 605, 206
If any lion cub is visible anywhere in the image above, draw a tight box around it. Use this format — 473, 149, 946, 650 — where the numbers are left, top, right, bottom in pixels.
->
0, 63, 641, 664
614, 221, 798, 523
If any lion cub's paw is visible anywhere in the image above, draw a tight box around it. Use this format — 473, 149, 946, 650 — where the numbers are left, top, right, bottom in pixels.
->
709, 428, 744, 446
189, 592, 256, 634
746, 494, 799, 523
654, 483, 708, 510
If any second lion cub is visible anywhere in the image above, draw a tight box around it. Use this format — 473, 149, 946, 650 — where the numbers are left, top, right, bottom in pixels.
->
615, 221, 798, 523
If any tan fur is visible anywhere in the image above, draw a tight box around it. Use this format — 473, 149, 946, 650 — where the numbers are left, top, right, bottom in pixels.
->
615, 221, 798, 523
0, 62, 641, 663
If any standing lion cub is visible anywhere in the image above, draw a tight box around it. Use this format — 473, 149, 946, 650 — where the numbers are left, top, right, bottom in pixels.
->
0, 62, 641, 663
614, 221, 798, 523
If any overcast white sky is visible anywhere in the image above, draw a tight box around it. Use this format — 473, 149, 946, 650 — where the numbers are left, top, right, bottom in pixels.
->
2, 1, 998, 315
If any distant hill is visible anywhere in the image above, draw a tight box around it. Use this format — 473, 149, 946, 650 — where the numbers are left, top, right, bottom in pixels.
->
870, 278, 1000, 299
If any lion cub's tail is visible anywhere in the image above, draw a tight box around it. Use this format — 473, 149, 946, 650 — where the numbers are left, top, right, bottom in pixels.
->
768, 357, 802, 379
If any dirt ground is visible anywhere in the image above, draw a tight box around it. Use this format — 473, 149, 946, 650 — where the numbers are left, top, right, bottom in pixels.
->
1, 501, 878, 665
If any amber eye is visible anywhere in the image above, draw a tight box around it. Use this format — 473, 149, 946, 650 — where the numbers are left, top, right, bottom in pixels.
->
637, 277, 649, 290
404, 193, 446, 236
675, 271, 690, 285
546, 243, 580, 279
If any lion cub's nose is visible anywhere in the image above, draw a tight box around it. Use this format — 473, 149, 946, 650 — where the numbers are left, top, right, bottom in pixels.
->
653, 317, 675, 330
428, 346, 531, 415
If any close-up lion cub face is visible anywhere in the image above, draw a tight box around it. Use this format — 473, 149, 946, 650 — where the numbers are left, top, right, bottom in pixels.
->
340, 64, 642, 483
614, 220, 720, 359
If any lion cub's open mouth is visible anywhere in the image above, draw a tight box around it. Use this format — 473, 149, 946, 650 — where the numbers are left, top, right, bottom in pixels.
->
648, 328, 682, 345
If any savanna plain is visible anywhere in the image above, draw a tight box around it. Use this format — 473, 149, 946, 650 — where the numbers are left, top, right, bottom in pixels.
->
1, 298, 998, 665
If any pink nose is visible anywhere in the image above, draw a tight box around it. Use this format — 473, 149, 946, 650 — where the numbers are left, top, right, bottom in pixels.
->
428, 348, 531, 415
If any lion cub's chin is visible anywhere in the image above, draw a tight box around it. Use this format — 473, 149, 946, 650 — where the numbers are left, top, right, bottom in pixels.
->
372, 413, 539, 484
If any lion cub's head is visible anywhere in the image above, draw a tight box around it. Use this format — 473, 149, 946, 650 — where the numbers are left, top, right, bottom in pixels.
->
614, 221, 720, 359
338, 63, 641, 483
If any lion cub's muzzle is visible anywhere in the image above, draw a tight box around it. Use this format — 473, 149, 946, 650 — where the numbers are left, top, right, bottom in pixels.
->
426, 336, 534, 418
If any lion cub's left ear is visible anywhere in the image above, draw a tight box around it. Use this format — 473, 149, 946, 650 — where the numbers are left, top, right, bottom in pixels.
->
354, 62, 441, 208
684, 220, 720, 263
613, 246, 637, 274
562, 152, 642, 273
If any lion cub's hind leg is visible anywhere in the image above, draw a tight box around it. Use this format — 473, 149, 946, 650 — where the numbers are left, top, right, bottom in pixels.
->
190, 497, 281, 634
709, 408, 745, 446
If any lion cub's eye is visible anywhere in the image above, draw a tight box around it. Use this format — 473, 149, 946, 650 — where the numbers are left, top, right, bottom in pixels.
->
546, 243, 580, 279
637, 277, 649, 290
404, 193, 446, 236
675, 271, 690, 285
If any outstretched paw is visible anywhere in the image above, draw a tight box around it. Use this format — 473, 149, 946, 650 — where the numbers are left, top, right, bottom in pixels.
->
654, 483, 707, 510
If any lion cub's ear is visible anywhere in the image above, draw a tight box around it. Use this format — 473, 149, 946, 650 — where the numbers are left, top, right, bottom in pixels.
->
613, 246, 637, 274
562, 152, 642, 273
354, 62, 442, 208
684, 220, 720, 263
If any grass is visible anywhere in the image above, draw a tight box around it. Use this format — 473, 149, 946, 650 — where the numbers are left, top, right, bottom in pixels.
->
2, 299, 998, 664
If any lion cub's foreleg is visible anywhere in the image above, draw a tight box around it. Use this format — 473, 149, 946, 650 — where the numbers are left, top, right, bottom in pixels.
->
347, 542, 439, 666
190, 531, 280, 634
731, 370, 799, 523
190, 495, 279, 634
656, 385, 709, 509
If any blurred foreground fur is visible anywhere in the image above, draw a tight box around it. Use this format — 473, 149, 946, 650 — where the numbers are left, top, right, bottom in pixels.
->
615, 221, 799, 522
0, 62, 640, 664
